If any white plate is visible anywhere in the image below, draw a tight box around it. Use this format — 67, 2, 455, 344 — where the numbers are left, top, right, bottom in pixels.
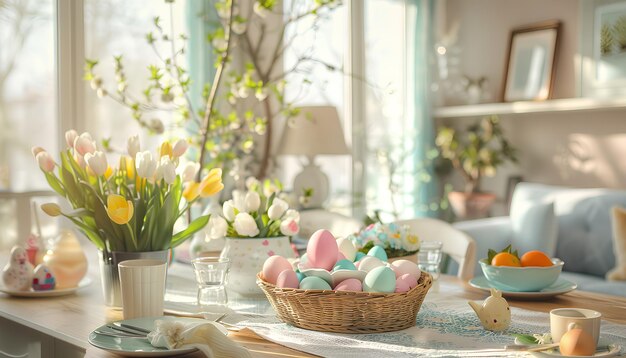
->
469, 276, 576, 299
0, 277, 92, 298
514, 337, 622, 357
88, 316, 225, 357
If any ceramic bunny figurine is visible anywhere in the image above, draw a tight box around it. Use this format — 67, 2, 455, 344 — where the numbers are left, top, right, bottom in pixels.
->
468, 288, 511, 331
2, 246, 34, 291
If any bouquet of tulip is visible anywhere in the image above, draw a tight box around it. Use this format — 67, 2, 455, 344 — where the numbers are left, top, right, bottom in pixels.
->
33, 130, 224, 252
347, 222, 420, 258
205, 177, 300, 239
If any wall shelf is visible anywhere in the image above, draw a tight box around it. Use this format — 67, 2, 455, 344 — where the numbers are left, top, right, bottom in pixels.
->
434, 97, 626, 119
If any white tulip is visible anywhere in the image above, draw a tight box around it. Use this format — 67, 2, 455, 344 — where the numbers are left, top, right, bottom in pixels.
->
223, 200, 236, 221
84, 151, 108, 176
207, 216, 228, 239
280, 219, 299, 236
73, 132, 96, 156
64, 130, 78, 148
127, 135, 140, 159
178, 161, 200, 182
36, 151, 55, 172
231, 190, 247, 212
172, 139, 188, 157
135, 151, 156, 178
233, 212, 259, 237
155, 156, 176, 184
245, 191, 261, 212
245, 177, 260, 190
268, 198, 288, 220
283, 209, 300, 223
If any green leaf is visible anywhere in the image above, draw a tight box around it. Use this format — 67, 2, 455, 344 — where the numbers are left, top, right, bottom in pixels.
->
487, 249, 497, 264
171, 215, 210, 248
511, 334, 538, 345
44, 172, 65, 196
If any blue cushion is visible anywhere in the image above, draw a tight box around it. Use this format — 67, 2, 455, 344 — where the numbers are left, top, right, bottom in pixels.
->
511, 201, 558, 257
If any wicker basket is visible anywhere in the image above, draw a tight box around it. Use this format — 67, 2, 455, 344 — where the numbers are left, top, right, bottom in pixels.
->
256, 271, 433, 333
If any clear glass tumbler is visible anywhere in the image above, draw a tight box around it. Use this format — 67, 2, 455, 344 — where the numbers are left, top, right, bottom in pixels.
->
417, 241, 443, 280
191, 257, 230, 316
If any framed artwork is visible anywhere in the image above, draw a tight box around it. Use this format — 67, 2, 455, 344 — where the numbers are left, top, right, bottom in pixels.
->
581, 0, 626, 97
502, 20, 561, 102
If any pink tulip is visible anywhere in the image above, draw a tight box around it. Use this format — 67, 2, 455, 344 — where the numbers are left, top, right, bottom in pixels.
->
65, 130, 78, 148
172, 139, 188, 157
280, 219, 299, 236
31, 146, 45, 157
73, 132, 96, 156
36, 152, 55, 172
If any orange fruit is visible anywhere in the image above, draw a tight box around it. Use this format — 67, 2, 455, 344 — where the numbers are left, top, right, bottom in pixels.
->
520, 250, 553, 267
491, 252, 521, 267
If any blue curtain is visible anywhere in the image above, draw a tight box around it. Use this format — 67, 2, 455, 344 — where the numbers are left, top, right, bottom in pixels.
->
408, 0, 439, 218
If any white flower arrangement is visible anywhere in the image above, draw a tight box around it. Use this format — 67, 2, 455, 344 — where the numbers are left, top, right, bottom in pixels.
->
347, 222, 420, 258
207, 178, 300, 239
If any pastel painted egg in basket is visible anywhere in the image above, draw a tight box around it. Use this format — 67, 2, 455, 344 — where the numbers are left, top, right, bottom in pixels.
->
306, 229, 339, 271
479, 258, 564, 292
262, 255, 293, 284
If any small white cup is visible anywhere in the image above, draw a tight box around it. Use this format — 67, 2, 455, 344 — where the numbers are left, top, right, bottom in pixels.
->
550, 308, 601, 345
118, 259, 167, 320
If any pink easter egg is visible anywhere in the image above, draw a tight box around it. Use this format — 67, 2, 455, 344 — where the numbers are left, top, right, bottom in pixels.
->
395, 279, 410, 293
262, 255, 293, 284
334, 278, 362, 292
397, 273, 418, 289
390, 259, 421, 279
276, 269, 299, 289
306, 229, 338, 271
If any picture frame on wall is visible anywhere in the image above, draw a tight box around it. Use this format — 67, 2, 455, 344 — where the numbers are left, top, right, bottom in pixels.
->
581, 0, 626, 98
502, 20, 561, 102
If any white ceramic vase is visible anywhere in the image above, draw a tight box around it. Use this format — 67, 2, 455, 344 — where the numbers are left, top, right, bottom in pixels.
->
220, 236, 295, 296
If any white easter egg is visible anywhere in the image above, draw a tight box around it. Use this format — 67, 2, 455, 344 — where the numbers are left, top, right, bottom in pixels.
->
358, 256, 384, 272
336, 237, 357, 262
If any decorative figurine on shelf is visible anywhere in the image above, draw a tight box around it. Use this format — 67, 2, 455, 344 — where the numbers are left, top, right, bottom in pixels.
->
25, 233, 45, 266
468, 288, 511, 331
43, 230, 87, 289
2, 246, 34, 291
32, 264, 56, 291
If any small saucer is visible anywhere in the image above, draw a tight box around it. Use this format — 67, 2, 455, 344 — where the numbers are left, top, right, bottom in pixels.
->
514, 337, 622, 357
0, 277, 92, 298
469, 276, 576, 299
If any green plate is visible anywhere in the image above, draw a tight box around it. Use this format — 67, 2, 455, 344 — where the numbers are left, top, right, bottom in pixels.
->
89, 316, 224, 357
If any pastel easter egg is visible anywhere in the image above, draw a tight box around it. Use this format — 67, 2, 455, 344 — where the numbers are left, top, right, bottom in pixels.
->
358, 256, 385, 272
390, 259, 421, 279
306, 229, 338, 271
299, 253, 309, 268
295, 270, 305, 282
262, 255, 293, 284
367, 245, 388, 262
333, 259, 357, 272
397, 273, 418, 289
395, 279, 410, 293
336, 237, 357, 261
299, 276, 332, 290
336, 251, 347, 262
334, 278, 362, 292
32, 264, 55, 291
363, 266, 396, 293
276, 269, 299, 289
354, 252, 366, 262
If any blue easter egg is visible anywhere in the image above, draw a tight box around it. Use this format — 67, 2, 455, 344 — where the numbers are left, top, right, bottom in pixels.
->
367, 245, 388, 262
333, 259, 357, 271
363, 266, 396, 293
354, 252, 366, 262
299, 276, 332, 290
295, 270, 306, 282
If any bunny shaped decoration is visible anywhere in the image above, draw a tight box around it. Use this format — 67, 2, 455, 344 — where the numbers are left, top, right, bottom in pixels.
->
468, 288, 511, 331
2, 246, 34, 291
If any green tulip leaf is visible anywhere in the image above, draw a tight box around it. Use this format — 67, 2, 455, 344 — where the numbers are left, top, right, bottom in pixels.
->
171, 214, 210, 248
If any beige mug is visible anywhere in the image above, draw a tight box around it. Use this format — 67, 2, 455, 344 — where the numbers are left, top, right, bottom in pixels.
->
550, 308, 601, 345
118, 259, 167, 319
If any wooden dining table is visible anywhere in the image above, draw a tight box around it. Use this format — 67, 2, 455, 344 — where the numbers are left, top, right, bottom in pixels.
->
1, 249, 625, 357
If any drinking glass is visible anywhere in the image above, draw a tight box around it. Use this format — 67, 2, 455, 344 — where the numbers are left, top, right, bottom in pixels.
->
417, 241, 443, 280
191, 257, 230, 316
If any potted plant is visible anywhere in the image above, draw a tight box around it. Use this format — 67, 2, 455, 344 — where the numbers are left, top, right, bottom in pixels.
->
205, 177, 301, 296
33, 130, 224, 306
435, 115, 517, 219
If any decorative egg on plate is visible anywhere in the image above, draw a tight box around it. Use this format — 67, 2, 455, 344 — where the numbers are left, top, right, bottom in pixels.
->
334, 278, 362, 292
32, 264, 56, 291
390, 259, 421, 279
299, 276, 332, 290
2, 246, 34, 291
367, 245, 388, 262
363, 266, 396, 293
276, 269, 299, 289
262, 255, 293, 284
336, 237, 357, 261
306, 230, 338, 271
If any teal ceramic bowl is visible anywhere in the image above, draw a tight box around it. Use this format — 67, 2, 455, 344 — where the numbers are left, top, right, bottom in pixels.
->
479, 258, 564, 292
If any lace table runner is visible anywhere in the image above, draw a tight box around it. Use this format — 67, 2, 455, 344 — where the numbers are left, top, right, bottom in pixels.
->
165, 265, 626, 357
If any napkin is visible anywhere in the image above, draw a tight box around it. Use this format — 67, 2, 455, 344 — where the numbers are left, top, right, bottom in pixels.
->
148, 319, 251, 358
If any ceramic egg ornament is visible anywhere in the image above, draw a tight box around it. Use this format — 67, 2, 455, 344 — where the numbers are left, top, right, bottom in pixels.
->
336, 237, 357, 261
468, 288, 511, 332
306, 230, 338, 271
2, 246, 34, 291
262, 255, 293, 284
32, 264, 56, 291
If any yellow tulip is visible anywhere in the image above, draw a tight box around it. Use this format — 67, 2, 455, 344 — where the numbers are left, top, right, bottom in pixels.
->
104, 166, 113, 179
183, 182, 200, 202
199, 168, 224, 198
106, 194, 134, 225
41, 203, 62, 217
119, 156, 135, 180
159, 141, 173, 158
